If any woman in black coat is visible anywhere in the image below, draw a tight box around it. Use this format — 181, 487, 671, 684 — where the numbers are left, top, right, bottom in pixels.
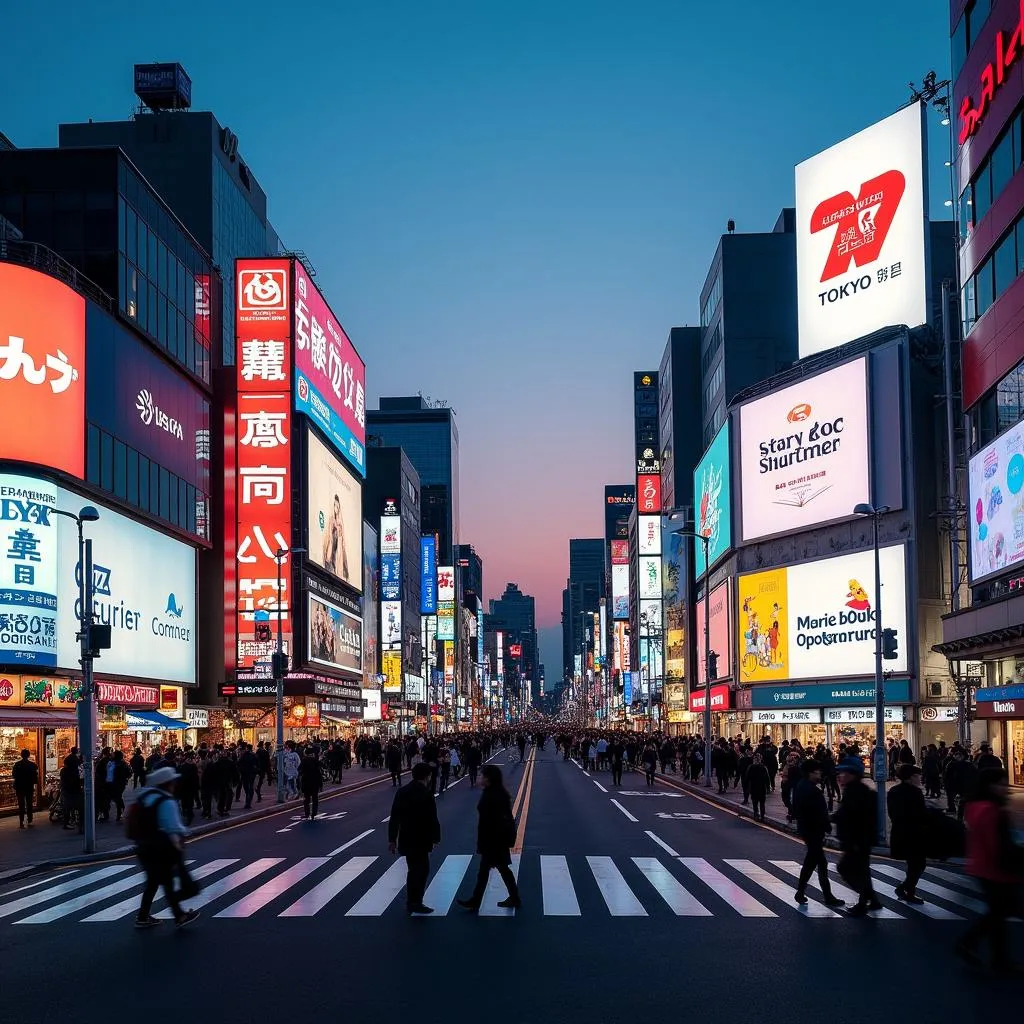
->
457, 765, 521, 911
887, 762, 928, 904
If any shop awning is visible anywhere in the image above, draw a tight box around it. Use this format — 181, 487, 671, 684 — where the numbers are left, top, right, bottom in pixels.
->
0, 708, 80, 728
125, 711, 186, 732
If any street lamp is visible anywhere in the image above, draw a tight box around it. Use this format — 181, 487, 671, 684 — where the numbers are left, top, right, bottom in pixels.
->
668, 511, 713, 788
853, 502, 891, 843
51, 505, 101, 852
273, 546, 304, 804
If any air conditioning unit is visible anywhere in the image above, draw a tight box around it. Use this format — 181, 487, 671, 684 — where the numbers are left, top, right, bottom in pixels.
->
927, 679, 946, 699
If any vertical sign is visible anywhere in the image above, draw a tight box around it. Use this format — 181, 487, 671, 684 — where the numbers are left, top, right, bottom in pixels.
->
420, 536, 437, 613
380, 498, 401, 651
436, 564, 455, 641
235, 258, 292, 669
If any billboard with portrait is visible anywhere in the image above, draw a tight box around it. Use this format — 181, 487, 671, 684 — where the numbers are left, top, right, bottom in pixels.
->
308, 592, 362, 678
694, 419, 732, 574
306, 428, 362, 593
968, 420, 1024, 583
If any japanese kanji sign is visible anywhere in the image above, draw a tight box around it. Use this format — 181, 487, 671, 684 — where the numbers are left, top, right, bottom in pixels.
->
0, 264, 85, 479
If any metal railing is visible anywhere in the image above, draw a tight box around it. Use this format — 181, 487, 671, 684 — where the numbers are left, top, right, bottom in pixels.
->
0, 237, 116, 313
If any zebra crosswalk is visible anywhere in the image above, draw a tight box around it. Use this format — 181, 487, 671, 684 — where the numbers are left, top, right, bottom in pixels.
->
0, 852, 990, 925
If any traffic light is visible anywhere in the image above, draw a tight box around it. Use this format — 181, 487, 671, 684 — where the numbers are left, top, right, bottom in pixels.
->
271, 651, 289, 678
254, 622, 272, 644
882, 628, 898, 661
707, 650, 719, 681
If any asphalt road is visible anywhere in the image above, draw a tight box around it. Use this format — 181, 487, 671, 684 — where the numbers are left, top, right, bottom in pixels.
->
0, 743, 1018, 1021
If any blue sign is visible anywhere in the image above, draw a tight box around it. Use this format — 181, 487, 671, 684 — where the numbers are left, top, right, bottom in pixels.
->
693, 419, 732, 575
975, 684, 1024, 702
624, 671, 634, 706
295, 372, 366, 478
749, 678, 911, 709
477, 606, 484, 666
380, 553, 401, 602
420, 537, 437, 614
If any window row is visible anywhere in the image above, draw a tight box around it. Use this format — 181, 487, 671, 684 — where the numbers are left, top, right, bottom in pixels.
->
86, 423, 210, 542
702, 324, 722, 376
971, 355, 1024, 451
952, 0, 992, 81
959, 107, 1024, 241
961, 204, 1024, 335
700, 273, 722, 328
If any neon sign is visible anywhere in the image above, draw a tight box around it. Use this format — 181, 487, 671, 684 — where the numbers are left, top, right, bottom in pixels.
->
959, 2, 1024, 145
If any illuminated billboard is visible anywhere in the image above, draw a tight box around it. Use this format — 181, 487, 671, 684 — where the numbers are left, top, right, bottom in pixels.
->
306, 428, 362, 593
611, 563, 630, 620
308, 592, 362, 678
968, 420, 1024, 583
694, 419, 732, 574
694, 578, 732, 684
638, 515, 661, 556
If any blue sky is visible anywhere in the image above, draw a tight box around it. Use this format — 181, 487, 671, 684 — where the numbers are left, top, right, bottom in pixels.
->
1, 0, 952, 679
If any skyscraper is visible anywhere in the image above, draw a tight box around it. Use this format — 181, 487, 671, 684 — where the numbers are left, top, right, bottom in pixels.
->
565, 538, 604, 683
489, 583, 538, 687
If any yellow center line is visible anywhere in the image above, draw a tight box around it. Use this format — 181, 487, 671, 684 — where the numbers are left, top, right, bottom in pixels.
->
512, 746, 536, 854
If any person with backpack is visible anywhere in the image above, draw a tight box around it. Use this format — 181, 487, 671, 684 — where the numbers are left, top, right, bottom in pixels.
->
105, 750, 131, 823
128, 766, 200, 930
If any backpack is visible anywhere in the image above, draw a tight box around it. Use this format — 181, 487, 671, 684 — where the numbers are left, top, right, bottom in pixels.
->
105, 761, 116, 784
124, 791, 169, 843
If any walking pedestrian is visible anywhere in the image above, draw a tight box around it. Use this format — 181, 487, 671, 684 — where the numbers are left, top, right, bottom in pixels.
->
130, 747, 145, 789
747, 751, 770, 822
833, 756, 881, 917
792, 760, 845, 907
282, 742, 300, 799
388, 762, 441, 915
438, 748, 452, 795
238, 742, 258, 809
887, 762, 928, 904
106, 750, 131, 823
299, 745, 322, 819
60, 748, 83, 832
12, 748, 38, 828
466, 740, 482, 787
386, 739, 403, 787
609, 737, 624, 787
642, 741, 658, 787
457, 765, 521, 911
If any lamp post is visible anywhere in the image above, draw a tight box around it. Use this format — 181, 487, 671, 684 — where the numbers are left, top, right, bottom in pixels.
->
52, 505, 101, 852
668, 513, 713, 788
274, 546, 304, 804
854, 502, 891, 843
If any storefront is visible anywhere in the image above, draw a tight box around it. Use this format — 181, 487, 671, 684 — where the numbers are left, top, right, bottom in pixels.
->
974, 685, 1024, 787
94, 682, 168, 756
689, 684, 733, 739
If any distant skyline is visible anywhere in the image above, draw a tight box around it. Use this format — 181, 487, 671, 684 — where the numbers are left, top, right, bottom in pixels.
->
2, 1, 951, 682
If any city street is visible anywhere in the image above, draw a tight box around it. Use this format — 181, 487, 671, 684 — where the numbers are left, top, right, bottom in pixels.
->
0, 744, 1017, 1019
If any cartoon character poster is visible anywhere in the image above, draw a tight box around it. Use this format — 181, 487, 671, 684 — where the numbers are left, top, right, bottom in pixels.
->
969, 425, 1024, 582
736, 567, 788, 683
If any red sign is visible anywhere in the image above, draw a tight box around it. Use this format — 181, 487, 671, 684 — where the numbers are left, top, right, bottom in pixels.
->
975, 699, 1020, 719
637, 474, 661, 513
96, 682, 159, 708
0, 678, 13, 702
509, 644, 522, 658
810, 170, 905, 283
690, 684, 732, 713
234, 258, 294, 671
959, 2, 1024, 145
0, 264, 86, 479
160, 687, 178, 711
610, 540, 629, 565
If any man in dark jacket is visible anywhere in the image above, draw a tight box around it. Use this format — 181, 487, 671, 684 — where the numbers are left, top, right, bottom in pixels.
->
238, 743, 258, 809
887, 762, 928, 903
255, 741, 271, 801
60, 749, 83, 832
177, 752, 200, 826
833, 756, 881, 917
608, 738, 624, 787
792, 761, 845, 907
388, 762, 441, 914
386, 739, 404, 786
12, 748, 38, 827
299, 746, 322, 819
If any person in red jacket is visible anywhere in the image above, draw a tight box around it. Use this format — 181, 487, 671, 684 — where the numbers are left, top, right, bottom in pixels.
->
955, 769, 1023, 974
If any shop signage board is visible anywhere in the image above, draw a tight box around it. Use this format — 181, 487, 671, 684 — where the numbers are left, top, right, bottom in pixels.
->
0, 674, 79, 707
689, 683, 732, 713
96, 682, 159, 707
693, 419, 732, 574
747, 677, 911, 709
919, 705, 958, 722
975, 700, 1022, 719
975, 683, 1024, 702
695, 578, 732, 684
382, 650, 402, 693
186, 708, 209, 729
824, 706, 905, 723
752, 708, 823, 724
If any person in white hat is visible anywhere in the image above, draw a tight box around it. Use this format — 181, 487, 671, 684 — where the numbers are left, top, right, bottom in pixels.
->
130, 765, 200, 929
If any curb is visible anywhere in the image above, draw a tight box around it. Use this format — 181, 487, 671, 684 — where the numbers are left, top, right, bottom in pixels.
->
0, 771, 391, 884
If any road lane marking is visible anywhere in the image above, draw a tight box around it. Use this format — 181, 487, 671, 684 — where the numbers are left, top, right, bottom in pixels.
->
279, 856, 377, 917
611, 799, 639, 823
644, 831, 680, 857
769, 860, 902, 920
924, 866, 980, 891
587, 856, 646, 916
423, 855, 474, 915
154, 859, 283, 919
593, 781, 608, 793
478, 854, 521, 916
0, 865, 134, 919
870, 863, 986, 913
826, 864, 963, 919
724, 859, 841, 918
381, 816, 391, 823
215, 858, 330, 918
541, 855, 581, 916
346, 858, 408, 916
678, 857, 776, 917
327, 829, 375, 857
633, 857, 711, 916
82, 860, 237, 921
0, 870, 79, 897
512, 748, 536, 854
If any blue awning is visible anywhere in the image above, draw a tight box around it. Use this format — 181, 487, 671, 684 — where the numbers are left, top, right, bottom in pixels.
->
125, 710, 186, 731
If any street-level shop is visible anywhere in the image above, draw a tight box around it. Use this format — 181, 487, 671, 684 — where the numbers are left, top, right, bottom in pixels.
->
974, 685, 1024, 786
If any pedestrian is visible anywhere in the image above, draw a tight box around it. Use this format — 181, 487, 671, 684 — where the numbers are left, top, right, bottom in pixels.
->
12, 748, 38, 828
954, 769, 1023, 974
282, 742, 300, 799
466, 740, 482, 787
299, 746, 322, 819
128, 766, 200, 929
238, 742, 258, 809
792, 760, 845, 907
438, 748, 452, 796
387, 762, 441, 915
60, 748, 83, 832
107, 750, 131, 823
255, 741, 270, 800
609, 737, 624, 787
386, 739, 403, 787
747, 751, 770, 822
887, 762, 927, 904
216, 749, 238, 816
177, 751, 200, 826
457, 765, 521, 912
642, 741, 658, 788
833, 756, 881, 917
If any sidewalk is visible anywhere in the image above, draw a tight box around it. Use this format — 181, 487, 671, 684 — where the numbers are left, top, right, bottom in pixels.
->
0, 769, 390, 883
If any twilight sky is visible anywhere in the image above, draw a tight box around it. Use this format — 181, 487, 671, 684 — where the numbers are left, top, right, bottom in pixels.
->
2, 0, 951, 680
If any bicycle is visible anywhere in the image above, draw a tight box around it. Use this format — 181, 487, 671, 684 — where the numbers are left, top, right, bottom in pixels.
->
48, 789, 80, 828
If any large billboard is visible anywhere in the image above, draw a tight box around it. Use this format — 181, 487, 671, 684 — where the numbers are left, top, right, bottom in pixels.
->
308, 592, 362, 678
611, 563, 630, 620
0, 263, 86, 479
736, 544, 909, 684
362, 520, 379, 691
638, 515, 661, 555
292, 263, 366, 478
739, 358, 870, 543
968, 421, 1024, 583
662, 519, 687, 683
796, 103, 928, 358
604, 485, 634, 542
638, 556, 661, 600
420, 536, 437, 614
305, 428, 362, 593
694, 419, 731, 574
57, 488, 196, 685
695, 578, 732, 685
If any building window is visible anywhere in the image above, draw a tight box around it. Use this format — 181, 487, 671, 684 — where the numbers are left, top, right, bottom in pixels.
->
700, 273, 722, 328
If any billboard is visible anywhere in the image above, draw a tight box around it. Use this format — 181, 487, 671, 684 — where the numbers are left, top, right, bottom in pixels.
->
662, 519, 687, 682
611, 563, 630, 619
795, 103, 928, 358
308, 592, 362, 677
420, 536, 437, 613
306, 428, 362, 593
380, 515, 401, 555
968, 421, 1024, 583
637, 474, 662, 514
437, 565, 455, 603
292, 263, 366, 477
639, 556, 661, 600
57, 489, 196, 684
0, 475, 59, 667
382, 649, 402, 692
638, 516, 661, 556
610, 540, 629, 565
739, 358, 870, 543
604, 485, 635, 542
639, 599, 662, 636
694, 419, 731, 574
380, 553, 401, 601
0, 263, 86, 479
695, 578, 732, 685
382, 600, 402, 649
362, 520, 379, 691
736, 544, 909, 684
437, 603, 455, 642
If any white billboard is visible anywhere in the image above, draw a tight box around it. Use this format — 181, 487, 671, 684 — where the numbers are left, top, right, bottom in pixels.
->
611, 563, 630, 620
382, 599, 402, 649
361, 688, 382, 721
796, 103, 928, 357
379, 515, 401, 555
739, 358, 870, 543
968, 422, 1024, 583
57, 489, 197, 684
306, 429, 362, 593
638, 556, 661, 599
638, 515, 661, 555
639, 599, 663, 637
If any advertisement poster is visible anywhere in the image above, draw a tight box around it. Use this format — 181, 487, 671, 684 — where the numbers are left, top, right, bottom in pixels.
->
420, 536, 437, 613
611, 564, 630, 620
0, 475, 58, 667
308, 593, 362, 677
662, 519, 687, 682
382, 649, 402, 693
382, 599, 402, 649
795, 103, 928, 357
638, 515, 661, 555
695, 578, 732, 684
306, 428, 363, 593
639, 599, 662, 636
362, 521, 379, 692
694, 419, 731, 574
637, 474, 662, 514
380, 553, 401, 601
610, 540, 629, 564
739, 358, 870, 543
639, 556, 661, 600
968, 421, 1024, 582
736, 544, 908, 684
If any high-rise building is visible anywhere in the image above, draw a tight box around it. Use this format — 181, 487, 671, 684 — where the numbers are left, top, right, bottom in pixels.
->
658, 328, 703, 515
489, 583, 538, 687
565, 538, 603, 684
367, 397, 460, 563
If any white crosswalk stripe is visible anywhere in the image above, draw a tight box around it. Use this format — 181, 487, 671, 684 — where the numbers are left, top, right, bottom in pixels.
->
0, 853, 989, 924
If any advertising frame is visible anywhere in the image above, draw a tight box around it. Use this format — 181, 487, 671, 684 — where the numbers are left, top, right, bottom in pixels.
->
307, 590, 362, 678
967, 419, 1024, 584
693, 418, 732, 575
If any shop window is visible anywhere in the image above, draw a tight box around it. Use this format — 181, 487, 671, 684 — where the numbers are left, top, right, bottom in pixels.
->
991, 129, 1015, 198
